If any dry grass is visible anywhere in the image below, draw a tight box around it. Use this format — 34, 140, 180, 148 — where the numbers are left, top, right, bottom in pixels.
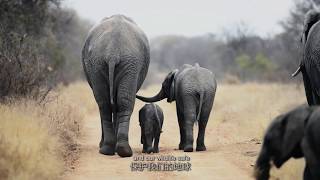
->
211, 83, 306, 179
212, 83, 305, 141
0, 81, 95, 180
0, 105, 62, 180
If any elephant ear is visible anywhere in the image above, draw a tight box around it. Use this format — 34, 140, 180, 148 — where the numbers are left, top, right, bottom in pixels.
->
302, 11, 320, 104
167, 69, 178, 103
302, 10, 320, 44
280, 106, 312, 160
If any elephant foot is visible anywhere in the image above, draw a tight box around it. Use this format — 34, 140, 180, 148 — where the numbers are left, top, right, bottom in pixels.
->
184, 144, 193, 152
196, 145, 207, 151
146, 147, 153, 154
116, 142, 133, 157
99, 144, 115, 155
153, 148, 159, 153
178, 143, 184, 150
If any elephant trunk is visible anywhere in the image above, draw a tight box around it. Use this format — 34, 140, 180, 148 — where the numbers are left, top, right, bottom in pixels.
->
254, 146, 271, 180
136, 89, 165, 102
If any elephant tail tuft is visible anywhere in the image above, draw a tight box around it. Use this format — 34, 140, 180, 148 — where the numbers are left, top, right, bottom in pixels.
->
196, 92, 204, 122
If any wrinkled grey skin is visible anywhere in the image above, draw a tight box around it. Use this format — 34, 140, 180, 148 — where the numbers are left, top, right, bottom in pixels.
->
292, 10, 320, 105
302, 108, 320, 180
136, 63, 217, 152
254, 105, 320, 180
139, 103, 164, 154
82, 15, 150, 157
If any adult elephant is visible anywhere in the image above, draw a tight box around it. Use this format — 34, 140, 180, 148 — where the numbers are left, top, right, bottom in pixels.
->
82, 15, 150, 157
136, 63, 217, 152
292, 10, 320, 105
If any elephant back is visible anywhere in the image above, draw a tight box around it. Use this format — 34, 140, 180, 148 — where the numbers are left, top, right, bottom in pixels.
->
82, 15, 150, 64
176, 65, 216, 97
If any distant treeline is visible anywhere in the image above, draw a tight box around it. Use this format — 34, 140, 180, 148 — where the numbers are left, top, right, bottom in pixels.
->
144, 0, 318, 85
147, 33, 290, 83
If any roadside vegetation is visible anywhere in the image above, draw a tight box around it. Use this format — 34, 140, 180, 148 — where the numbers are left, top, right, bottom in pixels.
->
0, 82, 96, 179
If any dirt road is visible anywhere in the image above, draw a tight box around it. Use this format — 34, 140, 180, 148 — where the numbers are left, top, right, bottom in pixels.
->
63, 95, 261, 180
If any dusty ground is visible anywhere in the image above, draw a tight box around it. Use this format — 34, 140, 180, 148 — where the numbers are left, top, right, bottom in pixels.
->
63, 115, 258, 180
63, 83, 306, 180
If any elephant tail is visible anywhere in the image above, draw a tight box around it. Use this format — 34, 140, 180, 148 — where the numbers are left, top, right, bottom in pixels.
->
196, 92, 204, 122
108, 60, 116, 113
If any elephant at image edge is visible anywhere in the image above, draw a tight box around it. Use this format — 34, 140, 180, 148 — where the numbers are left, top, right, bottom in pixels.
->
292, 10, 320, 105
136, 63, 217, 152
82, 15, 150, 157
254, 105, 320, 180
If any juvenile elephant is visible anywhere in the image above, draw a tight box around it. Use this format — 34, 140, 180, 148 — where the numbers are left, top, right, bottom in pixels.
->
254, 105, 320, 180
139, 103, 164, 154
292, 10, 320, 105
82, 15, 150, 157
136, 63, 217, 152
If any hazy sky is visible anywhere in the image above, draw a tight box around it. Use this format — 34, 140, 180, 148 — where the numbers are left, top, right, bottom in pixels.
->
64, 0, 294, 38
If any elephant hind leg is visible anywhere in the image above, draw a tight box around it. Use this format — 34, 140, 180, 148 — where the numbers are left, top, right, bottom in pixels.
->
91, 79, 116, 155
196, 107, 212, 151
114, 72, 139, 157
196, 116, 208, 151
153, 133, 160, 153
182, 97, 197, 152
196, 96, 214, 151
176, 104, 185, 150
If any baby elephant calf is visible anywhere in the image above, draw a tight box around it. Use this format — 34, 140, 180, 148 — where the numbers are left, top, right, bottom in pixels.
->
139, 103, 164, 153
254, 105, 320, 180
